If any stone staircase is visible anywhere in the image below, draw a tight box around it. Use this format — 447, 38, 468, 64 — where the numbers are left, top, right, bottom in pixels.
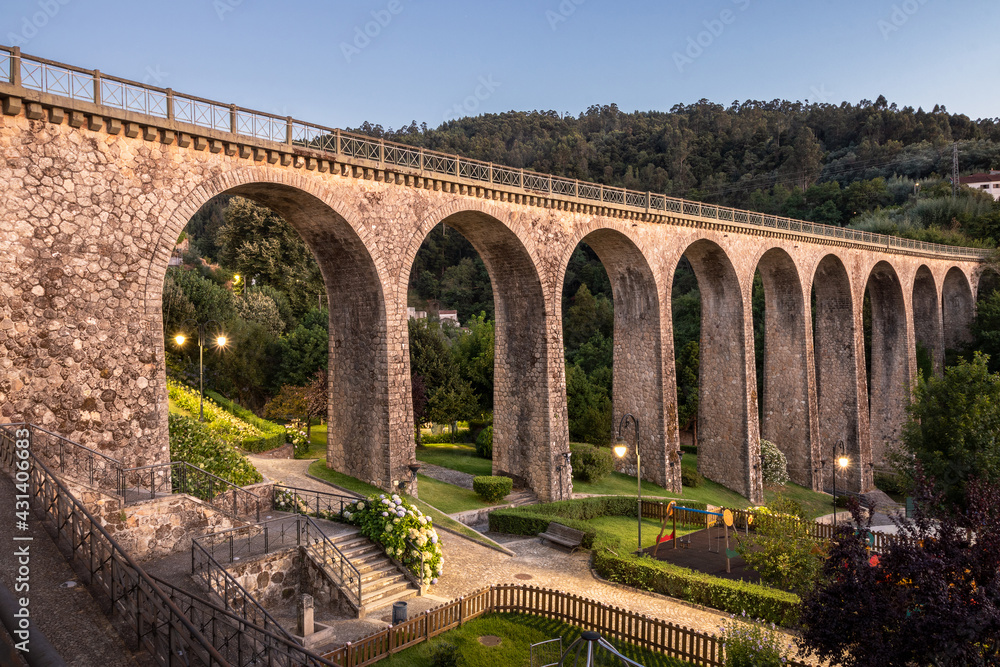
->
325, 529, 419, 615
504, 489, 538, 507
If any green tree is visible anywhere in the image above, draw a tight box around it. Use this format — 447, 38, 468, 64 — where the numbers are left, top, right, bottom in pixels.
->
676, 341, 700, 431
452, 313, 494, 412
736, 495, 825, 598
439, 257, 494, 323
899, 352, 1000, 506
234, 289, 285, 338
271, 314, 329, 390
565, 363, 612, 445
970, 289, 1000, 374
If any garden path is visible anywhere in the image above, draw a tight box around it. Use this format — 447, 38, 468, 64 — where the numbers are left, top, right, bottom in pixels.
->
415, 462, 475, 489
247, 456, 817, 663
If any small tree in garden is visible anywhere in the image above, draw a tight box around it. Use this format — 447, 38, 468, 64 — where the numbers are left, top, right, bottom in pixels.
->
759, 439, 789, 487
719, 612, 795, 667
798, 473, 1000, 667
735, 494, 825, 597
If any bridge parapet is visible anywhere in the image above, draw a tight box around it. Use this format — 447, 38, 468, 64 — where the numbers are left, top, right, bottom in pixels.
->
0, 44, 991, 262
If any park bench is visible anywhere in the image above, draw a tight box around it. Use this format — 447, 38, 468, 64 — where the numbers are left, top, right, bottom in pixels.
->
538, 522, 586, 552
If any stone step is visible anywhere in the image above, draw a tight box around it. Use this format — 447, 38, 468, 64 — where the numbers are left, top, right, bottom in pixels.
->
363, 587, 420, 615
359, 563, 403, 584
361, 579, 413, 606
362, 572, 408, 594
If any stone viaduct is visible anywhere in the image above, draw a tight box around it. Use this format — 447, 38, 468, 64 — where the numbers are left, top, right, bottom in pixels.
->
0, 48, 992, 504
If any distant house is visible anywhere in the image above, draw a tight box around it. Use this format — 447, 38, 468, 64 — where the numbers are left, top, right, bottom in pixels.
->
407, 307, 428, 320
958, 171, 1000, 201
406, 306, 460, 327
439, 310, 459, 326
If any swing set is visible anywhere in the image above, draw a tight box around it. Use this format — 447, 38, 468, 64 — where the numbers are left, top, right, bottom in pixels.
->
652, 501, 752, 573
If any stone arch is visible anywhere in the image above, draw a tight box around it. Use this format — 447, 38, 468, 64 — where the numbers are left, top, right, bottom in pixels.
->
401, 204, 566, 500
149, 170, 395, 488
976, 267, 1000, 302
812, 255, 863, 493
911, 265, 943, 376
754, 247, 813, 488
865, 261, 909, 468
574, 227, 676, 491
679, 239, 758, 500
942, 267, 975, 351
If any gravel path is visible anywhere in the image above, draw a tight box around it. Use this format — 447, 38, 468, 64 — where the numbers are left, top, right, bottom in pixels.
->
416, 462, 475, 489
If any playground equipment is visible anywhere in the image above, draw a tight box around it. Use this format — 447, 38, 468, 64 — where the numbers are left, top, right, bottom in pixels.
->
653, 503, 739, 573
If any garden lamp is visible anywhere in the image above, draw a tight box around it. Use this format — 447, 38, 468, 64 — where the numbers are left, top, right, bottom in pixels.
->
614, 413, 641, 553
173, 318, 227, 422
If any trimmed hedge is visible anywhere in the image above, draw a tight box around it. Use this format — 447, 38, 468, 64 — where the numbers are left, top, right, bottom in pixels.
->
205, 389, 286, 452
472, 475, 512, 503
681, 466, 704, 488
592, 550, 800, 626
420, 429, 471, 444
570, 443, 614, 483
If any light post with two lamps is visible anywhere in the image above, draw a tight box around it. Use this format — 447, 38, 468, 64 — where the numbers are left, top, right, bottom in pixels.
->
173, 319, 228, 422
612, 413, 642, 552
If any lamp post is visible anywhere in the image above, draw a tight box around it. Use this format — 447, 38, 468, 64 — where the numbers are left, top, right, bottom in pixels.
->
613, 413, 641, 552
173, 319, 227, 422
833, 439, 849, 525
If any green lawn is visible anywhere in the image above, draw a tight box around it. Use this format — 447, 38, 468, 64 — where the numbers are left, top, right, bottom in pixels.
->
374, 613, 688, 667
167, 397, 191, 417
306, 460, 503, 550
587, 515, 698, 552
414, 473, 491, 514
416, 442, 493, 477
294, 423, 327, 459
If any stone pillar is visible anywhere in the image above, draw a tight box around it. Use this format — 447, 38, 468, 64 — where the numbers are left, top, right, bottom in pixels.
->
813, 256, 868, 494
758, 250, 815, 489
584, 230, 675, 492
684, 241, 761, 502
297, 594, 314, 637
912, 267, 944, 376
866, 263, 909, 474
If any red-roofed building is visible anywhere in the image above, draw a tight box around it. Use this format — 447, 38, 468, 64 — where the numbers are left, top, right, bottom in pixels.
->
958, 171, 1000, 200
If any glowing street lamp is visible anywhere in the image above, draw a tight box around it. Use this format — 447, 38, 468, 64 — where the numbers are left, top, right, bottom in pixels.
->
833, 439, 849, 525
173, 319, 227, 422
613, 413, 641, 553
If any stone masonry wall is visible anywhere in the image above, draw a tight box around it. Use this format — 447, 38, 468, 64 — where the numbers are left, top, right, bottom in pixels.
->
0, 85, 985, 504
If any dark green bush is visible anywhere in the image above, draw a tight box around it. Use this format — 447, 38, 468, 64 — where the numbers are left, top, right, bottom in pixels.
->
473, 475, 512, 503
570, 443, 614, 483
593, 550, 800, 626
475, 425, 493, 459
681, 467, 704, 488
874, 470, 909, 496
420, 429, 470, 444
429, 642, 460, 667
168, 413, 263, 486
468, 417, 493, 442
680, 444, 698, 456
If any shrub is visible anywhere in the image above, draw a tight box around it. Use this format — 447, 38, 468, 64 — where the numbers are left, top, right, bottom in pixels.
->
874, 470, 909, 496
169, 380, 285, 453
680, 444, 698, 455
429, 642, 460, 667
593, 550, 800, 626
760, 439, 789, 487
570, 443, 614, 483
168, 413, 263, 487
475, 425, 494, 459
420, 429, 470, 444
286, 419, 310, 458
343, 493, 443, 586
719, 614, 794, 667
468, 417, 492, 442
473, 475, 512, 503
682, 467, 704, 487
206, 389, 286, 452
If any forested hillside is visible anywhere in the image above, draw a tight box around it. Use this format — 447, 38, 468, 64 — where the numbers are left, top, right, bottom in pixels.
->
167, 96, 1000, 443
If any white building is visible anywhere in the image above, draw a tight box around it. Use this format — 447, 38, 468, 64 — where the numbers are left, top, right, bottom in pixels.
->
958, 171, 1000, 201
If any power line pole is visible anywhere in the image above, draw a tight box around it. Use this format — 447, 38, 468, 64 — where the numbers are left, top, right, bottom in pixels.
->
952, 142, 959, 198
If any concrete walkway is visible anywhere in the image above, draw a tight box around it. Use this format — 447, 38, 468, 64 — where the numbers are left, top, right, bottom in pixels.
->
416, 462, 475, 489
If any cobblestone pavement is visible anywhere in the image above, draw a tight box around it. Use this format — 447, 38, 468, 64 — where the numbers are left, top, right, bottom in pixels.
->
416, 462, 475, 489
248, 455, 354, 496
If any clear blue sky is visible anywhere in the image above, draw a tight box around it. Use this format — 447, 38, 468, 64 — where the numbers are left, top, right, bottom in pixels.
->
2, 0, 997, 130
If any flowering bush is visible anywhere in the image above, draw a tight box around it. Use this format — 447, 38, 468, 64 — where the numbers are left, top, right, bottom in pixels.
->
286, 419, 310, 457
719, 611, 794, 667
273, 488, 311, 514
168, 380, 263, 441
760, 439, 789, 487
168, 413, 263, 486
344, 493, 444, 587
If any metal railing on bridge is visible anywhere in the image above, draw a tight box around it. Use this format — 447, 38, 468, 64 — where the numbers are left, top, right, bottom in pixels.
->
0, 45, 992, 262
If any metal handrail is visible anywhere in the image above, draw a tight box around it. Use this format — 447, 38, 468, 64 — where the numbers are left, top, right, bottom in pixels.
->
191, 534, 299, 645
0, 44, 992, 262
272, 483, 358, 518
193, 514, 364, 610
0, 425, 232, 666
150, 574, 338, 667
1, 422, 125, 491
121, 460, 262, 521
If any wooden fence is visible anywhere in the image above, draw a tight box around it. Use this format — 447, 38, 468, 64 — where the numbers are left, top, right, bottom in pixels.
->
321, 584, 810, 667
